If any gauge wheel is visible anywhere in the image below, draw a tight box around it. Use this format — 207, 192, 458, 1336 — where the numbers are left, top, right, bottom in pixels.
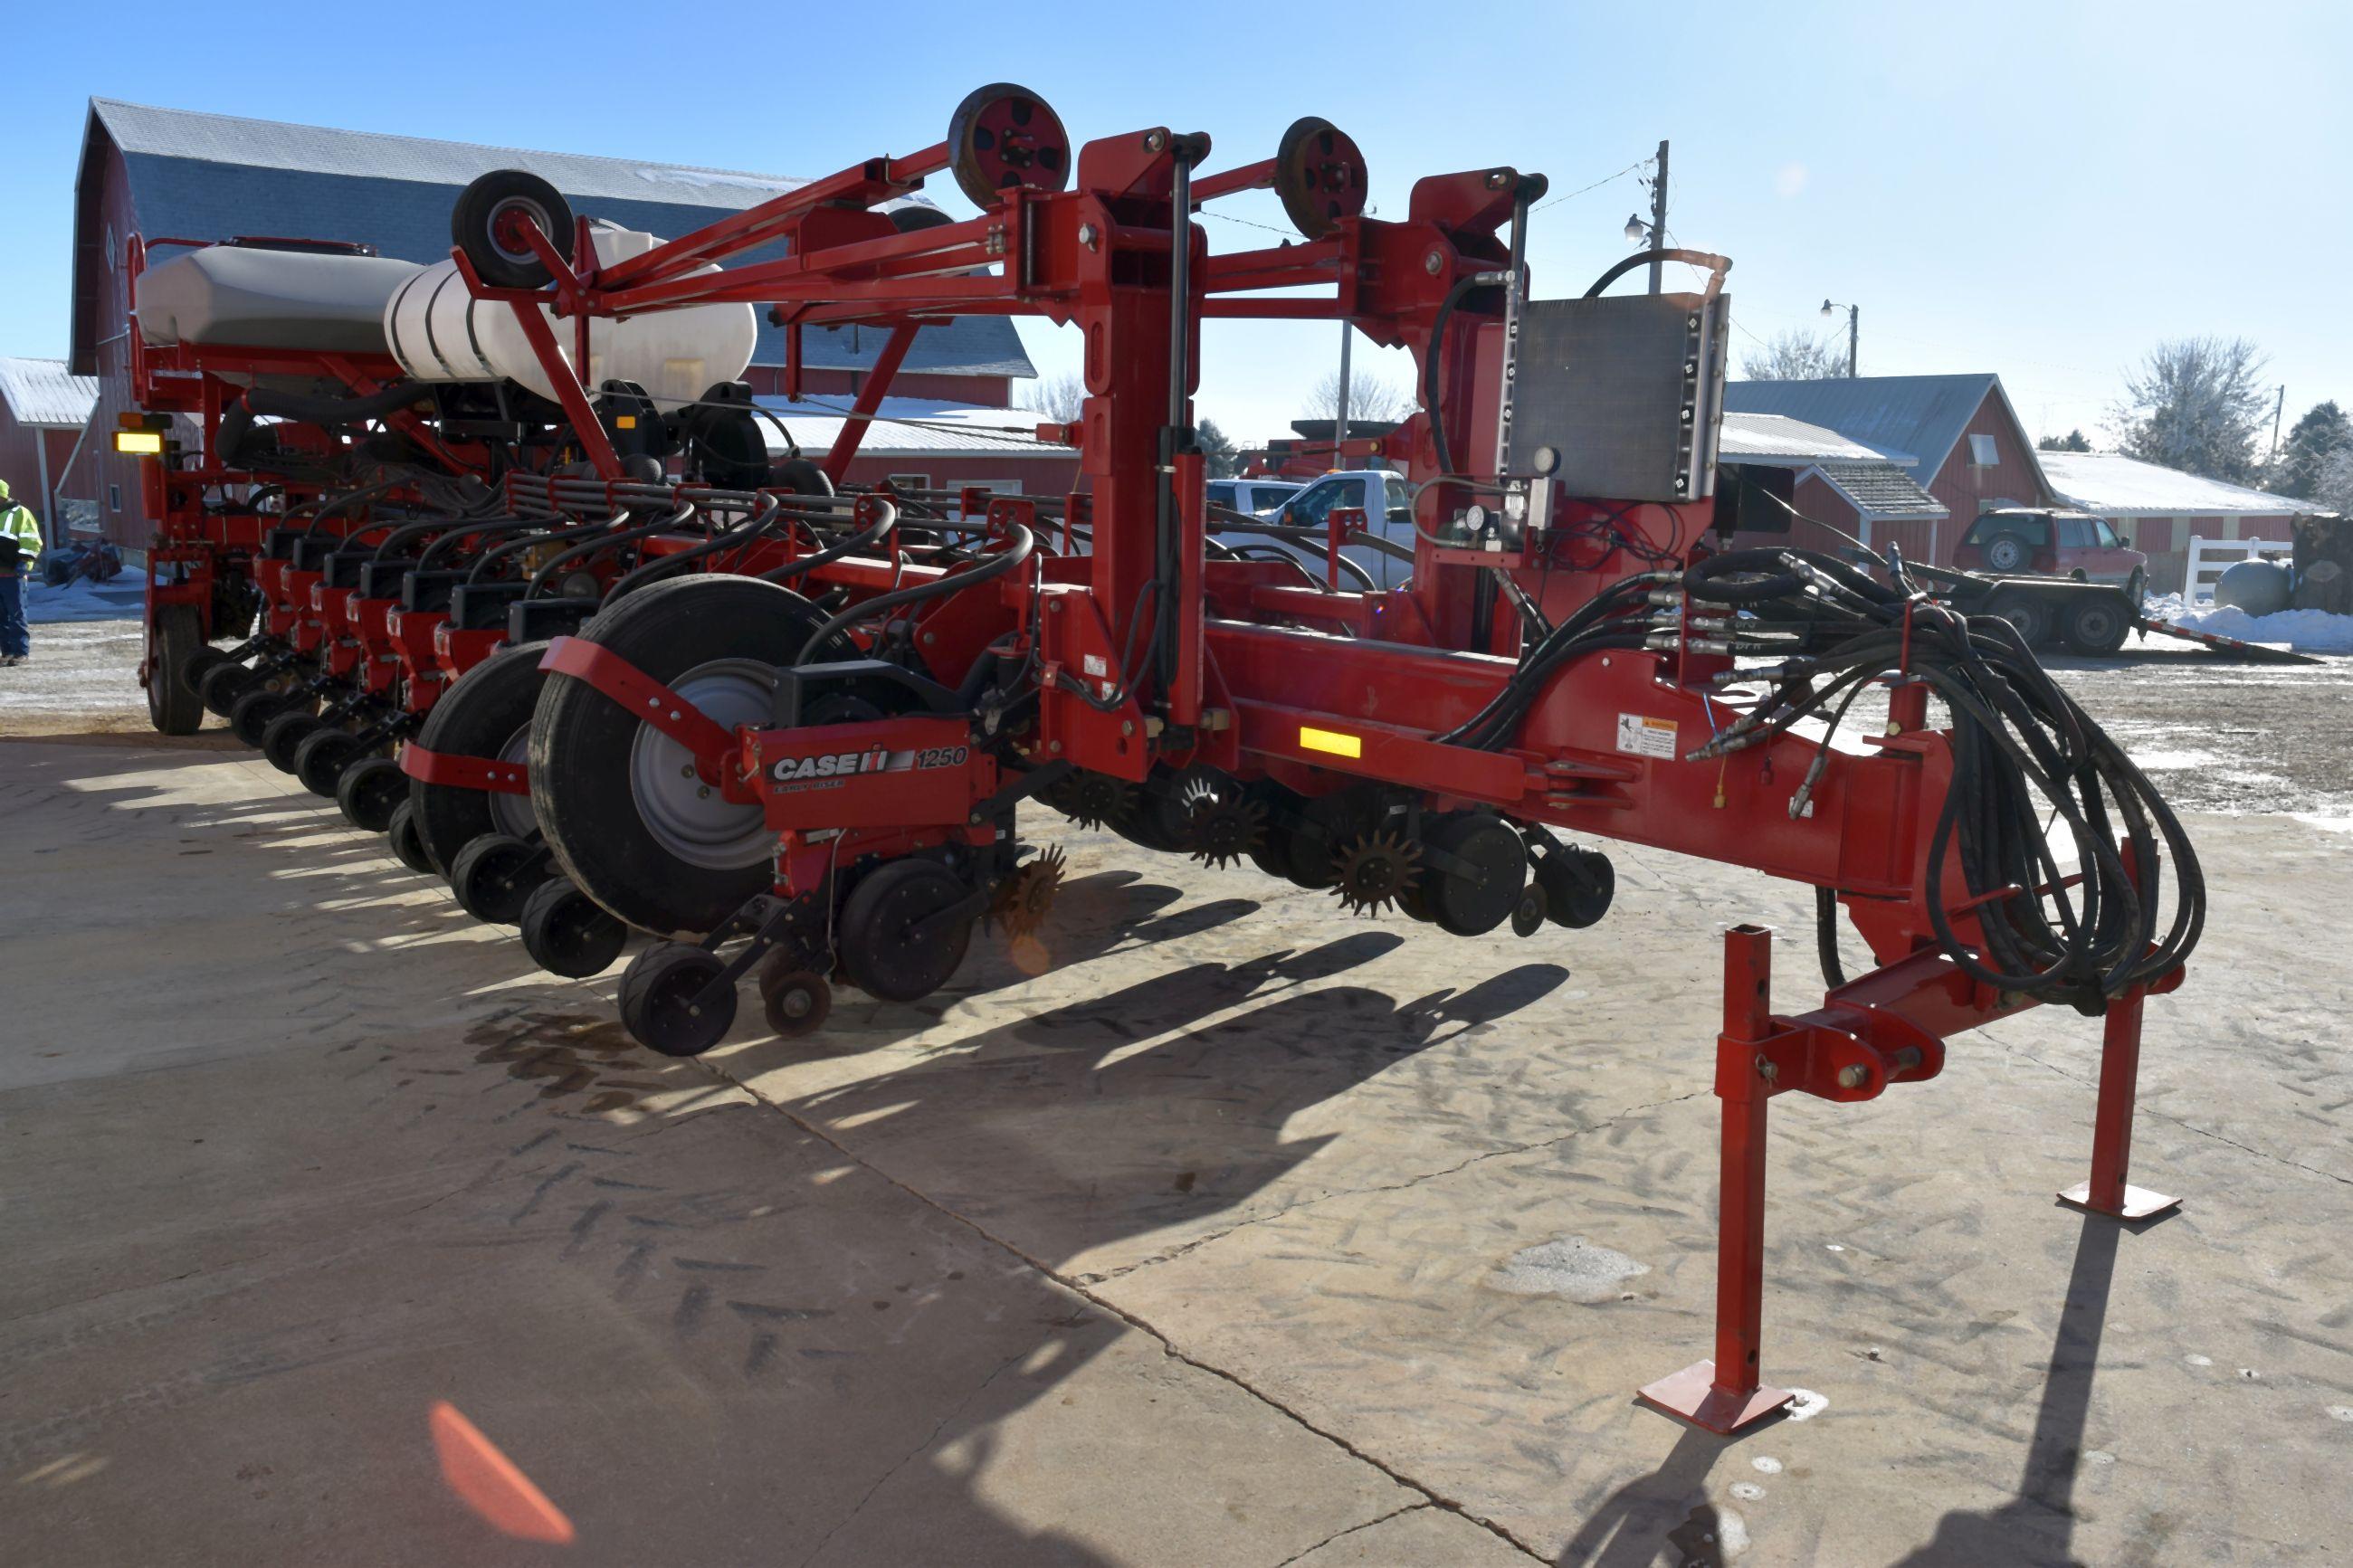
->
619, 942, 737, 1058
519, 877, 628, 978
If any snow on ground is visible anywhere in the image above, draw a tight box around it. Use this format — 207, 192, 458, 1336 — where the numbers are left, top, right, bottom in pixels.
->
2141, 591, 2353, 654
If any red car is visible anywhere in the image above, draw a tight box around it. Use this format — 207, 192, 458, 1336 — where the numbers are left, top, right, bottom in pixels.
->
1955, 508, 2148, 603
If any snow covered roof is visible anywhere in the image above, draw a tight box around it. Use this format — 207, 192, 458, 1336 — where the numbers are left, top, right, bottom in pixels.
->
1719, 412, 1897, 464
754, 396, 1075, 460
2040, 451, 2324, 518
0, 356, 100, 428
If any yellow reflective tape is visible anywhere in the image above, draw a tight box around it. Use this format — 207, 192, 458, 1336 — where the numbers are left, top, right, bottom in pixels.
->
1298, 725, 1362, 759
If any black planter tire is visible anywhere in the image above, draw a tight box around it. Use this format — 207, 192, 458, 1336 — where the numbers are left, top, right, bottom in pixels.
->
200, 658, 261, 718
519, 877, 629, 978
450, 832, 553, 926
262, 708, 327, 774
451, 169, 576, 290
618, 943, 736, 1057
387, 800, 437, 876
529, 576, 853, 939
294, 727, 367, 799
836, 858, 975, 1005
409, 641, 549, 877
337, 755, 407, 833
147, 605, 205, 736
230, 688, 303, 748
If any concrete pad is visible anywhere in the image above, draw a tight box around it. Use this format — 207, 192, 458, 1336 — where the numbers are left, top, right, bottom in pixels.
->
8, 733, 2353, 1566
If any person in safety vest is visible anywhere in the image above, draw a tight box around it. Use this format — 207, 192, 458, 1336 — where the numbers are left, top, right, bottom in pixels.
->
0, 479, 44, 666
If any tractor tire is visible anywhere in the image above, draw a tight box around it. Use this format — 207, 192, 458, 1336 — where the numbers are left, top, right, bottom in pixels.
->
146, 605, 205, 736
408, 641, 549, 877
529, 575, 853, 939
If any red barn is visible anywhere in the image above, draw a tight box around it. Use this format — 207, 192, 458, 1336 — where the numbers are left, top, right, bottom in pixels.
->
1721, 374, 2055, 566
0, 357, 99, 543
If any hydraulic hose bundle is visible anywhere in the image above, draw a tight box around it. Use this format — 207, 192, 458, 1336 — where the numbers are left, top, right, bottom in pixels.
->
1679, 547, 2204, 1012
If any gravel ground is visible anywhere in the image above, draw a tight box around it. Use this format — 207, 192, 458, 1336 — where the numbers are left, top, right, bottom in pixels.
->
5, 611, 2349, 823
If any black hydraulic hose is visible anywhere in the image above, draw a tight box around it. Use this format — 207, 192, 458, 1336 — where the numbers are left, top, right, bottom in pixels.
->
469, 510, 635, 584
795, 523, 1035, 664
416, 517, 547, 568
526, 508, 696, 599
370, 511, 510, 562
1422, 272, 1491, 478
605, 496, 786, 601
758, 506, 896, 590
245, 380, 432, 428
1582, 247, 1731, 299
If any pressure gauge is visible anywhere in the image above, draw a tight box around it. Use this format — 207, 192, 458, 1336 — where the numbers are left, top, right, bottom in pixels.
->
1462, 503, 1490, 534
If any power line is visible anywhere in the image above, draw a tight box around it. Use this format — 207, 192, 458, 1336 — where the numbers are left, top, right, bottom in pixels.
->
1533, 154, 1656, 214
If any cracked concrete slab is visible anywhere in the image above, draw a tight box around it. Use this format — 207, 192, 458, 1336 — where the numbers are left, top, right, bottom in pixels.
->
7, 729, 2353, 1565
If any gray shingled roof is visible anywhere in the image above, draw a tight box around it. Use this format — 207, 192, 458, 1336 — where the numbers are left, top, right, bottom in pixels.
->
1721, 374, 2046, 493
77, 100, 1034, 383
1811, 460, 1947, 520
0, 356, 100, 427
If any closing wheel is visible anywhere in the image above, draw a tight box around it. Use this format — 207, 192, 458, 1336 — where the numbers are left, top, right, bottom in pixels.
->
147, 604, 205, 736
387, 800, 437, 876
1533, 843, 1615, 929
757, 953, 834, 1040
262, 708, 327, 774
294, 726, 368, 799
837, 859, 976, 1005
450, 832, 553, 926
230, 687, 305, 748
1421, 813, 1529, 936
410, 641, 548, 876
1273, 117, 1369, 240
529, 575, 855, 939
200, 658, 261, 718
2062, 594, 2130, 656
452, 169, 576, 290
947, 83, 1072, 211
519, 877, 628, 978
337, 755, 407, 833
618, 942, 737, 1057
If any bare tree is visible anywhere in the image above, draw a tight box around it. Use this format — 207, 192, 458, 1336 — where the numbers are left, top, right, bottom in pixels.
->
2110, 337, 2271, 483
1018, 371, 1085, 423
1741, 328, 1849, 381
1301, 371, 1415, 423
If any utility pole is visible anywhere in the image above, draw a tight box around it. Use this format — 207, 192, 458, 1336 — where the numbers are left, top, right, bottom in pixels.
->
1647, 139, 1669, 295
1334, 324, 1353, 456
1847, 304, 1859, 379
2267, 384, 2286, 470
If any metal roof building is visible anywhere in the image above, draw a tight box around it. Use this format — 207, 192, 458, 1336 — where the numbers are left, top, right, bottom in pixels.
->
2039, 450, 2332, 594
0, 357, 102, 538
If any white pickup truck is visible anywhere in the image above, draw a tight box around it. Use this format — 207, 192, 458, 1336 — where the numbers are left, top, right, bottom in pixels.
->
1254, 469, 1422, 591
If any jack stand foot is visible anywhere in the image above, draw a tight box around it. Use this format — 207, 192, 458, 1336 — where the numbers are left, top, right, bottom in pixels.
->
2057, 1181, 2179, 1221
1637, 1361, 1792, 1436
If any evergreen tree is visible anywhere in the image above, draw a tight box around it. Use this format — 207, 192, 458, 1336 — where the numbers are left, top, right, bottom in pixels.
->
1196, 418, 1241, 479
2274, 401, 2351, 500
2037, 429, 2092, 452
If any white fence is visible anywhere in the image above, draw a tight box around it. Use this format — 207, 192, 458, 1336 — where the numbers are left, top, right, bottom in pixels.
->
2185, 535, 2292, 605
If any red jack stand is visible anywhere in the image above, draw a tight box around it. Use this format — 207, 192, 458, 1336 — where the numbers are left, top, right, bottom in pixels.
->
2056, 985, 2180, 1221
1638, 925, 1796, 1435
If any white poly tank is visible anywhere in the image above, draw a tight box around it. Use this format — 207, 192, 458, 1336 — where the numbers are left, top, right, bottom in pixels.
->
384, 223, 757, 407
138, 245, 422, 354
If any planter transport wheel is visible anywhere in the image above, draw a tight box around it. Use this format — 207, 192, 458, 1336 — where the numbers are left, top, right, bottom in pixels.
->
837, 859, 976, 1004
410, 641, 549, 876
529, 575, 855, 939
147, 604, 205, 736
294, 727, 367, 799
262, 708, 326, 774
387, 801, 437, 877
519, 877, 628, 979
619, 943, 737, 1057
337, 755, 407, 834
450, 832, 553, 926
452, 169, 576, 290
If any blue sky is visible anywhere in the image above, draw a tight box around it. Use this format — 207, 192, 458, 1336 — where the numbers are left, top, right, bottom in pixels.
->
4, 1, 2345, 451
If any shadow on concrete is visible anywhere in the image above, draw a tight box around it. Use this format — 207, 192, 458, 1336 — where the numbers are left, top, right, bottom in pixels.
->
1891, 1208, 2175, 1567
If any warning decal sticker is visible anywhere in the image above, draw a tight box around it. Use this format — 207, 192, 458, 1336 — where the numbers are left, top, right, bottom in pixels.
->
1615, 714, 1678, 759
